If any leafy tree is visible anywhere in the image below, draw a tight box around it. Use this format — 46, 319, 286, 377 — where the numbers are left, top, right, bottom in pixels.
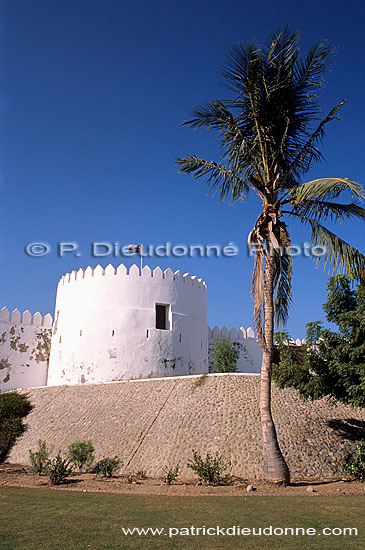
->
175, 28, 365, 484
212, 338, 239, 373
273, 276, 365, 408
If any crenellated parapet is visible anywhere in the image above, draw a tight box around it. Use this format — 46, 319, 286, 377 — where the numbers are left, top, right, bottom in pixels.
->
58, 264, 207, 291
208, 325, 256, 340
0, 306, 52, 327
208, 326, 306, 345
0, 307, 53, 392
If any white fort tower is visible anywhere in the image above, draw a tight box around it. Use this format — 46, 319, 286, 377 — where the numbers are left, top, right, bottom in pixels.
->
47, 263, 208, 385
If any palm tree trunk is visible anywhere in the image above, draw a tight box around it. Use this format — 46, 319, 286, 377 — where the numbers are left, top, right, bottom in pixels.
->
260, 252, 290, 485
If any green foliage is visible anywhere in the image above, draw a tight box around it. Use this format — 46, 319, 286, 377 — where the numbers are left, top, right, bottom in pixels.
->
163, 464, 180, 485
212, 339, 239, 373
0, 418, 23, 462
29, 440, 50, 475
0, 392, 32, 462
187, 450, 227, 485
322, 275, 357, 324
273, 276, 365, 408
0, 392, 32, 419
343, 440, 365, 482
67, 440, 94, 472
48, 453, 73, 485
94, 457, 119, 478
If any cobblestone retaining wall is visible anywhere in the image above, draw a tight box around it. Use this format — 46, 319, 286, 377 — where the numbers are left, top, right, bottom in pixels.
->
7, 374, 365, 480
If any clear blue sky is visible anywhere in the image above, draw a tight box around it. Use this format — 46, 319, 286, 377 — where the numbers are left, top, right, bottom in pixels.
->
0, 0, 364, 338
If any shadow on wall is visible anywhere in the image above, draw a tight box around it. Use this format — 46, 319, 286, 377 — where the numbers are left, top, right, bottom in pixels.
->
327, 418, 365, 442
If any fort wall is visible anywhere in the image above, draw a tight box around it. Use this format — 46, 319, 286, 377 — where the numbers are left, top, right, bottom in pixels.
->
0, 307, 52, 392
47, 264, 208, 385
208, 325, 262, 373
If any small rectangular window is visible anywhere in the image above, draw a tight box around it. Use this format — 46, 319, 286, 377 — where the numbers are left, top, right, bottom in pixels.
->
156, 304, 169, 330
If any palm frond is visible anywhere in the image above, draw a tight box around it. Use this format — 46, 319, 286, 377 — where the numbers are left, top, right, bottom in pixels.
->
293, 177, 364, 202
174, 155, 250, 202
220, 42, 272, 180
250, 249, 265, 345
181, 100, 265, 186
290, 199, 365, 223
181, 101, 241, 132
294, 39, 335, 91
220, 41, 262, 98
282, 100, 346, 183
265, 27, 299, 95
273, 249, 293, 326
282, 211, 365, 281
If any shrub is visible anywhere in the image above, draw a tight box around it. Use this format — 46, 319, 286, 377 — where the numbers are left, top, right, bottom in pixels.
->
212, 339, 239, 373
29, 440, 50, 475
343, 440, 365, 482
67, 440, 94, 472
187, 450, 227, 485
0, 392, 32, 462
48, 453, 73, 485
163, 464, 180, 485
95, 457, 119, 478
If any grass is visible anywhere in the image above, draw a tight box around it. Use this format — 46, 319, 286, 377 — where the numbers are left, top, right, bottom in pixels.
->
0, 487, 364, 549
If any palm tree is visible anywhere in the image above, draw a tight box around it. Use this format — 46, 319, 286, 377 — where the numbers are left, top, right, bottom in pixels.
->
175, 28, 365, 485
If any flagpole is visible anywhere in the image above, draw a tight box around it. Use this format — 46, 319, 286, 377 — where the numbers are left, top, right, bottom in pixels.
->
140, 244, 143, 272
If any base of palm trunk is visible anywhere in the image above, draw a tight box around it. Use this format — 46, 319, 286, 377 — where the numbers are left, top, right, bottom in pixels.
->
263, 441, 291, 486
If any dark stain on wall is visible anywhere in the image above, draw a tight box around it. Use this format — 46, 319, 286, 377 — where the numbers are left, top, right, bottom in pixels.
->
0, 357, 10, 370
33, 330, 52, 363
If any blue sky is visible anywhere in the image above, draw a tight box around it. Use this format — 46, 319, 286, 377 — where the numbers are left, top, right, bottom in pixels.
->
0, 0, 364, 338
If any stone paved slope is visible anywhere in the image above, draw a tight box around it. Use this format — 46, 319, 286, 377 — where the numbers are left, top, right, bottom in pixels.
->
7, 374, 365, 480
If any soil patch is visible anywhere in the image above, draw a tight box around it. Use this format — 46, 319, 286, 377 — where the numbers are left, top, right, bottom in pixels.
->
1, 463, 364, 496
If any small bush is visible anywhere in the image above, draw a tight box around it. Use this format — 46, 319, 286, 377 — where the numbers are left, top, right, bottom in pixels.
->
187, 450, 227, 485
343, 440, 365, 482
212, 339, 239, 373
163, 464, 180, 485
29, 440, 50, 475
95, 457, 119, 478
48, 453, 73, 485
67, 440, 94, 472
0, 392, 32, 462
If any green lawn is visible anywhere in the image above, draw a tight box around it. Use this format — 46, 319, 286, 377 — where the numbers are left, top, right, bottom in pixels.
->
0, 487, 363, 549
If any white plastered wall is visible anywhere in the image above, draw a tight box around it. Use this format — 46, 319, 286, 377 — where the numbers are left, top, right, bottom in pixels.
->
47, 264, 208, 385
0, 307, 52, 391
208, 325, 263, 373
